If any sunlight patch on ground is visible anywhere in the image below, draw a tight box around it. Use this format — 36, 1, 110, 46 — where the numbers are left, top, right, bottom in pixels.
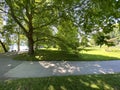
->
80, 79, 89, 86
48, 85, 55, 90
39, 61, 80, 74
7, 64, 11, 67
90, 83, 99, 89
60, 86, 67, 90
96, 80, 114, 90
35, 55, 43, 60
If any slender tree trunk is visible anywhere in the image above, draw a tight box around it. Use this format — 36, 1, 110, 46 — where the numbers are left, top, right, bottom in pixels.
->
0, 40, 8, 53
17, 30, 20, 52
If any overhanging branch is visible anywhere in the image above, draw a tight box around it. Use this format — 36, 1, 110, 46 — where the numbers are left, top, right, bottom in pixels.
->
5, 0, 28, 35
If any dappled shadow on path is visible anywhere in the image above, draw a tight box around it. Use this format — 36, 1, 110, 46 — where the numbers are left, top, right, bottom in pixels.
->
38, 61, 119, 76
39, 61, 80, 75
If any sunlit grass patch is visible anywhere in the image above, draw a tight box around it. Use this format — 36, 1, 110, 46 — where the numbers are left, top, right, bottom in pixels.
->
80, 46, 120, 60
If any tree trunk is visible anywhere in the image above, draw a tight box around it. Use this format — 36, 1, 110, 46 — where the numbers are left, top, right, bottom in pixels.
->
27, 13, 34, 56
28, 36, 34, 56
27, 21, 34, 56
0, 40, 8, 53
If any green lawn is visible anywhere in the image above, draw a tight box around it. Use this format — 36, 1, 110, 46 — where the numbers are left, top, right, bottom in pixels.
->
80, 46, 120, 61
0, 74, 120, 90
14, 46, 120, 61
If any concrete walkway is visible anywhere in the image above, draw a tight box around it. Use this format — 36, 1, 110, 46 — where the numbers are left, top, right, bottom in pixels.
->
0, 53, 120, 79
0, 53, 23, 80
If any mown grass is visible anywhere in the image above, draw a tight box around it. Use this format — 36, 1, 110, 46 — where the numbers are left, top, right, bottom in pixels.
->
81, 46, 120, 61
0, 74, 120, 90
14, 46, 120, 61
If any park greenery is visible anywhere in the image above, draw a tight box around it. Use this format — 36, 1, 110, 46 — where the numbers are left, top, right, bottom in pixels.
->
0, 1, 120, 89
0, 0, 120, 57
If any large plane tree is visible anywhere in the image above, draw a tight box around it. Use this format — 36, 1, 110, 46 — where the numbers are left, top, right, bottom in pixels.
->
2, 0, 119, 55
3, 0, 81, 55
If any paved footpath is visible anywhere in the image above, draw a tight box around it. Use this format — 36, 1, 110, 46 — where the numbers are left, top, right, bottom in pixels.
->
0, 53, 120, 79
0, 53, 23, 80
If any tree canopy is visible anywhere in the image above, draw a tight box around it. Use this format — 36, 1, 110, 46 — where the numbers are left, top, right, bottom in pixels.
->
0, 0, 120, 54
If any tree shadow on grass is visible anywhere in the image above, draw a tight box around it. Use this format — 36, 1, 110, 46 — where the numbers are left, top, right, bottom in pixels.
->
1, 74, 120, 90
43, 74, 120, 90
44, 74, 120, 90
14, 49, 120, 61
34, 53, 120, 61
35, 49, 120, 61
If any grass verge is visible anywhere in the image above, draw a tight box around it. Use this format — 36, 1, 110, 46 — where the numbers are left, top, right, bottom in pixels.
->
0, 74, 120, 90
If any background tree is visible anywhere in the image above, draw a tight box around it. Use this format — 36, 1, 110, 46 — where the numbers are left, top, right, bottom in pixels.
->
73, 0, 120, 48
0, 12, 9, 52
